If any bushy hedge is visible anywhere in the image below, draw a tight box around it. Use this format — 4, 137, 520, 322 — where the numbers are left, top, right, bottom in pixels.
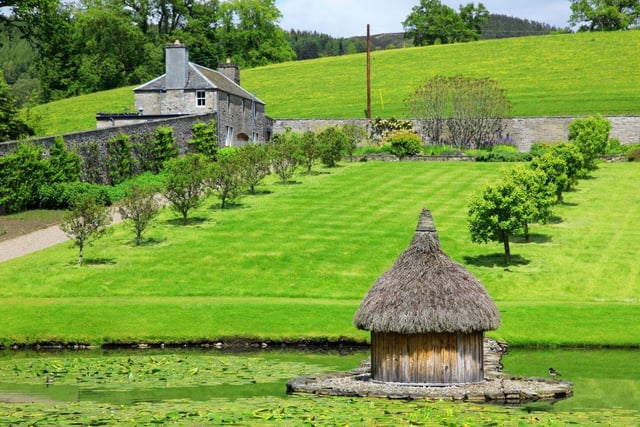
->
474, 149, 532, 162
384, 130, 423, 159
37, 182, 113, 209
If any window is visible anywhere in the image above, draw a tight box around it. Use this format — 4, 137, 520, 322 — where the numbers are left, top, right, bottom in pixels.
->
225, 126, 234, 146
253, 132, 259, 142
196, 90, 206, 107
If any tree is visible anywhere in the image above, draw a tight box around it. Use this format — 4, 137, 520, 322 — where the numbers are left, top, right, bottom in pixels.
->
341, 123, 366, 162
547, 142, 585, 189
403, 0, 488, 46
0, 70, 35, 141
219, 0, 296, 67
297, 130, 320, 173
268, 129, 301, 184
118, 183, 161, 245
71, 5, 155, 92
504, 164, 555, 239
407, 75, 511, 149
568, 114, 611, 171
60, 193, 112, 265
237, 143, 270, 193
569, 0, 640, 31
531, 151, 570, 204
210, 147, 245, 208
317, 126, 347, 168
468, 174, 534, 264
163, 153, 210, 224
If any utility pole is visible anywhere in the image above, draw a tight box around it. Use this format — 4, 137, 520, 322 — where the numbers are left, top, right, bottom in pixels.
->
366, 24, 371, 119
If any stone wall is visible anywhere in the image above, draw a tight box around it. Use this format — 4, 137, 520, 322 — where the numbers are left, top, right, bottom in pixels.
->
274, 116, 640, 152
0, 113, 217, 157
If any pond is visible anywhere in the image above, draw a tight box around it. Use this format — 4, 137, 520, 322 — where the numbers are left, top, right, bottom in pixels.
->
0, 347, 638, 425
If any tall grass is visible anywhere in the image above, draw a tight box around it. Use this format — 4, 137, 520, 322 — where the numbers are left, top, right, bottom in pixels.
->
29, 31, 640, 136
0, 161, 638, 346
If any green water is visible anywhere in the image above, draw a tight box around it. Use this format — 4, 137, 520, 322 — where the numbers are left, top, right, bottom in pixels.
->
0, 348, 637, 412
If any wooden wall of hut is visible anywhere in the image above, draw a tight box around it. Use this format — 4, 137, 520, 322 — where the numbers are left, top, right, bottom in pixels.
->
370, 331, 484, 384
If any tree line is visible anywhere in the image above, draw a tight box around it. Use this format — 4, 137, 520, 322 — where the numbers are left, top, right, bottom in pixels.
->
0, 0, 295, 104
467, 115, 613, 264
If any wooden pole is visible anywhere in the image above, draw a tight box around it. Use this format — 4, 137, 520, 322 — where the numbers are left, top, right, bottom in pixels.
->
366, 24, 371, 119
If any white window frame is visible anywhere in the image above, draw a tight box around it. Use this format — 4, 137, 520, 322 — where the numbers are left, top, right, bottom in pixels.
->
196, 90, 206, 107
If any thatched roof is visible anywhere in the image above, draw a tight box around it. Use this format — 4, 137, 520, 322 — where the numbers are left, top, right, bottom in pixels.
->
353, 209, 501, 334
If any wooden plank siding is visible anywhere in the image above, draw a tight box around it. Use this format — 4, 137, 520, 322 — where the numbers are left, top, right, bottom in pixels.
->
370, 331, 484, 384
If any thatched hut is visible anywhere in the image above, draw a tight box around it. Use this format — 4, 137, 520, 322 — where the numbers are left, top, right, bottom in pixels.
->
353, 209, 501, 385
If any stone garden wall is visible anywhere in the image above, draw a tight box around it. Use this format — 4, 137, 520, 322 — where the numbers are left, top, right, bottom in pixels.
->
274, 116, 640, 152
0, 113, 218, 157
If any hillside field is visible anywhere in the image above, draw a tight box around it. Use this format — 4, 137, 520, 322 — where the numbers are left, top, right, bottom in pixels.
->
29, 31, 640, 136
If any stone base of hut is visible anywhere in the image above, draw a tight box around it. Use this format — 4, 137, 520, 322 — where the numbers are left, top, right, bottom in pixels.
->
287, 339, 573, 405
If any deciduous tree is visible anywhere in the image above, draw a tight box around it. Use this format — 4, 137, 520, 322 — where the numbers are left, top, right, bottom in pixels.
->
118, 183, 161, 245
0, 70, 35, 141
268, 129, 301, 184
407, 75, 510, 149
163, 153, 210, 224
403, 0, 488, 46
568, 114, 611, 171
237, 143, 270, 193
60, 193, 112, 265
569, 0, 640, 31
468, 171, 538, 264
210, 147, 245, 208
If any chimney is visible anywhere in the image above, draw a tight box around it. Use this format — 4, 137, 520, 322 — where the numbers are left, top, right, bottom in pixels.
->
218, 58, 240, 85
165, 40, 189, 89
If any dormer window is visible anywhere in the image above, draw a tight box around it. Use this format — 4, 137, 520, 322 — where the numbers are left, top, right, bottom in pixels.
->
196, 90, 206, 107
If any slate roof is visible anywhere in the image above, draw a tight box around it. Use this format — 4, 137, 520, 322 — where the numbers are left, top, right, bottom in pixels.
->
134, 63, 264, 105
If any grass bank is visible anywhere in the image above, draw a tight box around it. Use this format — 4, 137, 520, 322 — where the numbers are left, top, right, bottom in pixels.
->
0, 161, 638, 347
29, 31, 640, 136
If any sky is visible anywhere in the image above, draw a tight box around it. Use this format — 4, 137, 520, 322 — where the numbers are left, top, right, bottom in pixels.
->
274, 1, 572, 38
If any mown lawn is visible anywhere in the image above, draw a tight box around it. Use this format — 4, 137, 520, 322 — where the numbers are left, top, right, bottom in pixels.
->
0, 161, 638, 347
29, 31, 640, 136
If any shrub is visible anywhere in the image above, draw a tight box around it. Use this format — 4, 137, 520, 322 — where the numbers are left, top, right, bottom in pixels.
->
474, 151, 532, 162
106, 133, 134, 185
317, 126, 348, 167
529, 142, 551, 157
368, 117, 413, 142
628, 147, 640, 162
0, 142, 47, 213
423, 144, 463, 156
606, 138, 625, 155
37, 182, 112, 209
189, 121, 218, 159
384, 130, 423, 159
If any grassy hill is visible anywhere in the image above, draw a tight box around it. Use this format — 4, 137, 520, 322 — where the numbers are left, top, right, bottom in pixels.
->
30, 31, 640, 137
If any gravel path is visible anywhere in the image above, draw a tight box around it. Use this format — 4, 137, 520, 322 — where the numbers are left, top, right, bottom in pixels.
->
0, 210, 123, 263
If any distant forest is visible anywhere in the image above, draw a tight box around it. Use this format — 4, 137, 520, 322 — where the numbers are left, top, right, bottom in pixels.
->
287, 14, 561, 60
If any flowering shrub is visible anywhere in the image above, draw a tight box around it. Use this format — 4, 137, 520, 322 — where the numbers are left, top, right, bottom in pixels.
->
384, 130, 423, 159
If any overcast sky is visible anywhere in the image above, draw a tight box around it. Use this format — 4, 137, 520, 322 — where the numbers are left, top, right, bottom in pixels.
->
274, 1, 572, 37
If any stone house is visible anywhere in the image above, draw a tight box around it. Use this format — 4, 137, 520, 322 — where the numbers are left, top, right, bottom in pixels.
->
97, 41, 272, 146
